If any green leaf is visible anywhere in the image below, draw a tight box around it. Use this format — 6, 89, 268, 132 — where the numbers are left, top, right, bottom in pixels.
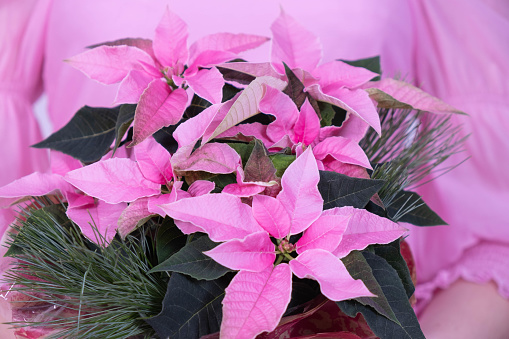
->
284, 278, 321, 316
318, 102, 348, 127
184, 94, 212, 119
373, 240, 415, 299
217, 66, 256, 86
337, 251, 425, 339
341, 56, 381, 81
156, 217, 187, 264
222, 83, 243, 102
270, 153, 296, 177
145, 272, 231, 339
244, 139, 278, 183
227, 142, 255, 167
317, 170, 385, 209
210, 173, 237, 192
341, 251, 399, 324
32, 105, 120, 163
153, 123, 181, 154
112, 104, 136, 155
282, 63, 306, 109
149, 236, 232, 280
387, 190, 447, 226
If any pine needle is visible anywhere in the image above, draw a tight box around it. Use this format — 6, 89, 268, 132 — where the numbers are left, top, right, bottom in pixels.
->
3, 199, 166, 339
361, 108, 467, 209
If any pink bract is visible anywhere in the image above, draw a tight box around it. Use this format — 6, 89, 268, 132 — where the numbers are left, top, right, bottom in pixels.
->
159, 147, 406, 337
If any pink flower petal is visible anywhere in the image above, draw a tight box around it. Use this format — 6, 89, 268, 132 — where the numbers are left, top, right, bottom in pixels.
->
320, 158, 371, 179
134, 137, 173, 184
117, 197, 153, 238
306, 84, 381, 135
290, 249, 373, 301
153, 8, 188, 67
331, 207, 408, 258
0, 173, 73, 207
216, 123, 272, 146
64, 158, 160, 204
221, 264, 292, 339
189, 33, 269, 64
293, 98, 320, 145
171, 143, 240, 175
158, 193, 262, 242
205, 231, 275, 272
49, 151, 82, 176
186, 50, 237, 74
270, 10, 322, 73
114, 69, 154, 104
222, 184, 266, 197
131, 81, 187, 146
187, 180, 215, 197
259, 86, 299, 143
252, 195, 291, 239
202, 94, 239, 142
173, 103, 221, 147
335, 114, 370, 143
185, 68, 224, 104
277, 147, 323, 235
313, 137, 371, 169
365, 78, 465, 114
204, 76, 287, 143
313, 61, 378, 90
66, 45, 154, 84
66, 199, 126, 245
296, 214, 351, 253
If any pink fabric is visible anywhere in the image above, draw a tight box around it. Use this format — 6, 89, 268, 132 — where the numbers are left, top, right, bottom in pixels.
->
0, 0, 508, 335
401, 0, 509, 312
0, 1, 50, 187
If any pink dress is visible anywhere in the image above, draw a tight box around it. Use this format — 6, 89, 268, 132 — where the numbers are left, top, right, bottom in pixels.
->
0, 0, 508, 336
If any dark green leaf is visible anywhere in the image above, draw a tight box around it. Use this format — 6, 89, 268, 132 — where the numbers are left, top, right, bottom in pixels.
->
217, 67, 256, 85
150, 236, 231, 280
210, 173, 237, 192
244, 139, 278, 183
153, 123, 181, 154
270, 154, 296, 178
184, 94, 212, 119
318, 171, 385, 209
282, 63, 306, 109
113, 104, 136, 155
365, 200, 387, 218
337, 252, 424, 339
284, 278, 321, 316
156, 217, 187, 264
223, 83, 243, 102
318, 102, 348, 127
387, 190, 447, 226
373, 240, 414, 299
341, 251, 399, 324
145, 273, 231, 339
32, 105, 120, 163
341, 56, 381, 81
227, 142, 255, 167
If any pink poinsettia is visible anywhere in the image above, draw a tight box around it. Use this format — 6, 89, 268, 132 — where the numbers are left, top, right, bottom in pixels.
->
159, 147, 406, 338
68, 8, 269, 146
214, 10, 381, 140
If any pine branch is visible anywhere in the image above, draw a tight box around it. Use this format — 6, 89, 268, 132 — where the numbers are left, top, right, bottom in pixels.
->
4, 199, 166, 339
361, 108, 467, 213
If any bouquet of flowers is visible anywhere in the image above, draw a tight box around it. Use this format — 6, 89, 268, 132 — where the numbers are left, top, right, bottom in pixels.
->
0, 8, 464, 339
